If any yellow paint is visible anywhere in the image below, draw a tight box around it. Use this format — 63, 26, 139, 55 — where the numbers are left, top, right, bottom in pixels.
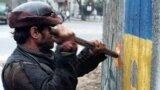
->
123, 34, 152, 90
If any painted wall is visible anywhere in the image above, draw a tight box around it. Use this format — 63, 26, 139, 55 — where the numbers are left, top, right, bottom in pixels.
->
124, 0, 152, 90
102, 0, 153, 90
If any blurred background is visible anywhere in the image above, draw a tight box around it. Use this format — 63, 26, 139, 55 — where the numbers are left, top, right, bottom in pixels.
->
0, 0, 104, 90
0, 0, 103, 22
1, 0, 156, 90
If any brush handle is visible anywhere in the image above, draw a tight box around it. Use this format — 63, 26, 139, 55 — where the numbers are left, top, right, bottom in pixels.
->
50, 29, 119, 58
75, 37, 119, 58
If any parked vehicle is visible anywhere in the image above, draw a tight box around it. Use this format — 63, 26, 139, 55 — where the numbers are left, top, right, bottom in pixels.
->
0, 3, 9, 24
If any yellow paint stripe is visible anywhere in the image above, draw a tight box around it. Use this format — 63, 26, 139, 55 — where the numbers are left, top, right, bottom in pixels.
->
123, 34, 152, 90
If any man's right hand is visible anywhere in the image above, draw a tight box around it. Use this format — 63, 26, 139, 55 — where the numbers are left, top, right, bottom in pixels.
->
52, 24, 75, 44
52, 24, 77, 52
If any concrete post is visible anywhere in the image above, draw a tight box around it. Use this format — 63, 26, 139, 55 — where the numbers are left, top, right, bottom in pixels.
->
101, 0, 125, 90
151, 0, 160, 89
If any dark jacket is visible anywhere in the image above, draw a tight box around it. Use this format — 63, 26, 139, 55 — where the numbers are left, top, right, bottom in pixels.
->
2, 45, 106, 90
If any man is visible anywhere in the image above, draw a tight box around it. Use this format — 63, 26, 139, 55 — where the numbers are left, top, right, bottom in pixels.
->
2, 1, 107, 90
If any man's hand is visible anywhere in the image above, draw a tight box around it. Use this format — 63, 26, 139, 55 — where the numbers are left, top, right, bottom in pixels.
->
52, 24, 75, 44
59, 41, 77, 52
53, 24, 77, 52
90, 40, 106, 55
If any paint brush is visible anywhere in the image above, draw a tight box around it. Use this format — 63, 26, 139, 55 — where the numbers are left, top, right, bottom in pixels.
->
50, 27, 119, 58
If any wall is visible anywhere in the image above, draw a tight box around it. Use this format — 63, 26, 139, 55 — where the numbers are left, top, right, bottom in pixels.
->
102, 0, 153, 90
151, 0, 160, 90
101, 0, 124, 89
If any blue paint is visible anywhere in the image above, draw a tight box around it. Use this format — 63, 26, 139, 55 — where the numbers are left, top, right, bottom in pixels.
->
125, 0, 152, 40
139, 0, 152, 40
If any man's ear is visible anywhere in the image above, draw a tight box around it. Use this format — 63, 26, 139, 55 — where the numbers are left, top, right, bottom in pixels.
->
30, 26, 40, 39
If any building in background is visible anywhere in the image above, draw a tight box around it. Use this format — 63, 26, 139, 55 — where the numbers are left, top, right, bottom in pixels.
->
7, 0, 27, 10
6, 0, 79, 18
7, 0, 59, 11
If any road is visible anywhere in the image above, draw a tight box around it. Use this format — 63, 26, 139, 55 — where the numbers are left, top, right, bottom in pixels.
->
0, 20, 103, 90
0, 25, 15, 65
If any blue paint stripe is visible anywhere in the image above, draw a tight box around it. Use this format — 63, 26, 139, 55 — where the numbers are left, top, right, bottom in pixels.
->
125, 0, 152, 40
125, 0, 140, 38
139, 0, 152, 40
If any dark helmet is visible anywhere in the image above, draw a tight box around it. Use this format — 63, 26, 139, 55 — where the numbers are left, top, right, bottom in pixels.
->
8, 1, 62, 28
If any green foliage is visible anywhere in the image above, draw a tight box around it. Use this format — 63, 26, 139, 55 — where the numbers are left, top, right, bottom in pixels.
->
95, 0, 103, 16
81, 0, 103, 16
0, 0, 6, 3
81, 0, 94, 15
82, 5, 93, 15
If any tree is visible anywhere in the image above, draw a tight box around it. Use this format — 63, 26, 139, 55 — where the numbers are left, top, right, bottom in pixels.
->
95, 0, 103, 16
76, 0, 95, 20
76, 0, 85, 20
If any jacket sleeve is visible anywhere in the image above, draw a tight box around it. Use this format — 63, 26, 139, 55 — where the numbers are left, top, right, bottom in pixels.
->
76, 48, 107, 77
6, 49, 78, 90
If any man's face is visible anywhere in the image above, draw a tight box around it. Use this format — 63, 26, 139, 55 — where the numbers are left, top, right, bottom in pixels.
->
37, 26, 54, 52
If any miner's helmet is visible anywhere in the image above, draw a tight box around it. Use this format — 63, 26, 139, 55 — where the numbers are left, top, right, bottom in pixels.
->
8, 1, 62, 28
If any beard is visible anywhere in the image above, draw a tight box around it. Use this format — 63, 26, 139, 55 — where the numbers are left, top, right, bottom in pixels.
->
38, 42, 54, 54
39, 42, 53, 51
38, 36, 54, 53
